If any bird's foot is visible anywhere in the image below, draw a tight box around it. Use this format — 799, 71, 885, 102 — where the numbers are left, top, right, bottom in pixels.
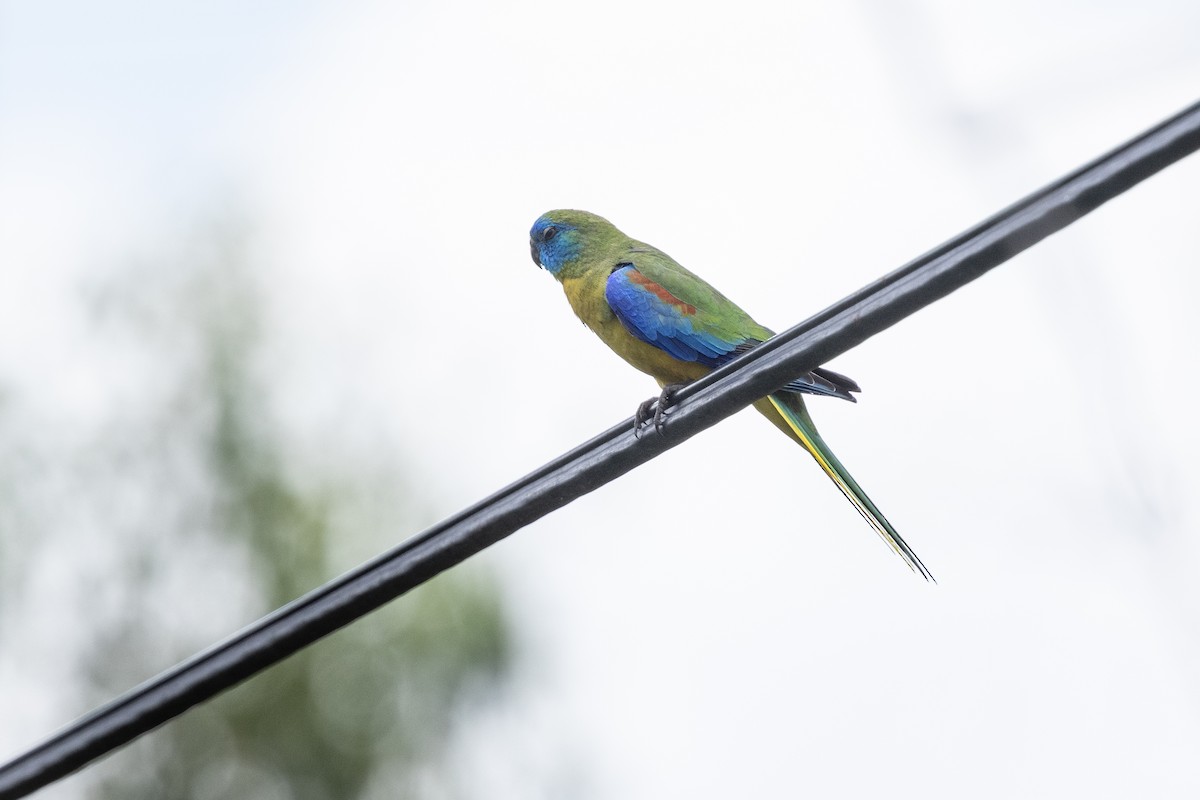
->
634, 383, 687, 438
634, 398, 657, 434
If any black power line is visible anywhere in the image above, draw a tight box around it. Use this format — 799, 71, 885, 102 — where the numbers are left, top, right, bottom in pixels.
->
3, 99, 1200, 799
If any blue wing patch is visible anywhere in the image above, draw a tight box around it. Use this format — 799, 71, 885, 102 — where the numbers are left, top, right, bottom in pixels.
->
604, 264, 744, 367
604, 265, 861, 401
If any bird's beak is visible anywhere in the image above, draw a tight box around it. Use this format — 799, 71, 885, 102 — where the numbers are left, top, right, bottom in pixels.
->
530, 239, 542, 268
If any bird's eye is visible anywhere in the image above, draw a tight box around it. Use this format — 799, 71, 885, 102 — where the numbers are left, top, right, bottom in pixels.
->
541, 226, 558, 242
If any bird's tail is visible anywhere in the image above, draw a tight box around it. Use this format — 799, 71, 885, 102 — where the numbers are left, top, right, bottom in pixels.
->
766, 393, 934, 581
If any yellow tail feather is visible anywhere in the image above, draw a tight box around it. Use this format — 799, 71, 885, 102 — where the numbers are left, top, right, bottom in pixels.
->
766, 394, 934, 581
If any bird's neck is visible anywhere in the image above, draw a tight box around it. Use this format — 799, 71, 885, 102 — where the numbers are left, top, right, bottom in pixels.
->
552, 259, 596, 283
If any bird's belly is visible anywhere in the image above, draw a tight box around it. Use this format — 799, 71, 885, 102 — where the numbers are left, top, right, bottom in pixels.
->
561, 273, 710, 386
592, 315, 711, 387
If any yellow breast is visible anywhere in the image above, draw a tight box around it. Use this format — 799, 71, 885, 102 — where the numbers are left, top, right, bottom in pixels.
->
561, 274, 711, 387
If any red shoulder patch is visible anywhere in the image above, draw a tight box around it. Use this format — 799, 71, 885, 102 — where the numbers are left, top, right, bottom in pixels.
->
627, 270, 697, 316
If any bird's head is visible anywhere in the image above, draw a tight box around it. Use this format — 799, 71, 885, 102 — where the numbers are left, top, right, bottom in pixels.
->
529, 209, 620, 278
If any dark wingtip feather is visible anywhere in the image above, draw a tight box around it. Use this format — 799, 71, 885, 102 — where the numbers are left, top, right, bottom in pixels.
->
734, 343, 863, 402
812, 366, 862, 395
782, 367, 861, 402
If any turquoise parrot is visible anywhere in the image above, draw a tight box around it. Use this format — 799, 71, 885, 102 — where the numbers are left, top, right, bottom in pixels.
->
529, 209, 932, 580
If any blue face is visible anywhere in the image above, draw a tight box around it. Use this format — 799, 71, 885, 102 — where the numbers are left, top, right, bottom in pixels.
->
529, 215, 581, 276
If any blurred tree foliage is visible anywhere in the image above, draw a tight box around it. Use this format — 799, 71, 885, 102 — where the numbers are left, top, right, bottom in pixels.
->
6, 219, 515, 799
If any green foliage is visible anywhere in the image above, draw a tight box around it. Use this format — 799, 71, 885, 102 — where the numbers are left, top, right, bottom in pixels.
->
12, 219, 515, 799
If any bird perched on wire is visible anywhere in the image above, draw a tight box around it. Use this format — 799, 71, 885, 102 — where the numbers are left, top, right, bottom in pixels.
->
529, 209, 932, 580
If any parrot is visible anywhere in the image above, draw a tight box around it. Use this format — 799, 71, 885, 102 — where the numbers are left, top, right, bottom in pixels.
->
529, 209, 933, 580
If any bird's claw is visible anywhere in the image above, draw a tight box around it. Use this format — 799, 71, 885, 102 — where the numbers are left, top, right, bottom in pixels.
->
634, 398, 656, 437
634, 383, 686, 438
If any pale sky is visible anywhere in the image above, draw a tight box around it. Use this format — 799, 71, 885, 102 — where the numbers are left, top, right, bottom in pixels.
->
3, 1, 1200, 797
